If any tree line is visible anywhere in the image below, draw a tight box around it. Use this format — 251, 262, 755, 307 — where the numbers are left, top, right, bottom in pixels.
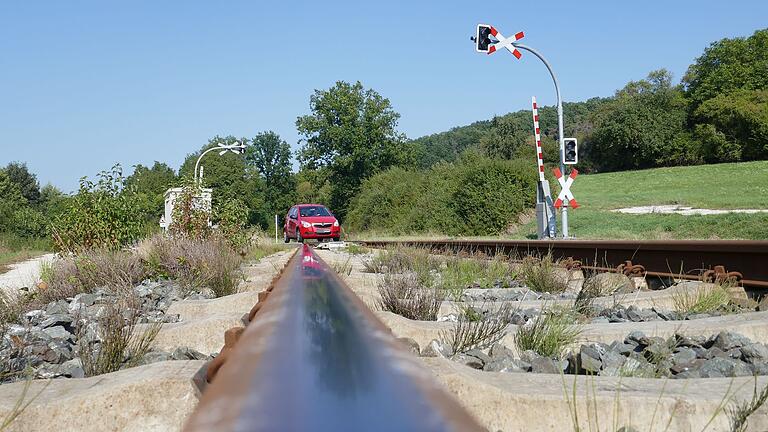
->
1, 28, 765, 244
411, 29, 768, 173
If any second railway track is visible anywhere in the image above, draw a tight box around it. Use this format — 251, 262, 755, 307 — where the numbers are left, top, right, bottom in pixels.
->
358, 239, 768, 292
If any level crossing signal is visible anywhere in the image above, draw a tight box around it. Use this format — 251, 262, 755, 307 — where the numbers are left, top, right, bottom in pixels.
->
564, 138, 578, 165
473, 24, 494, 52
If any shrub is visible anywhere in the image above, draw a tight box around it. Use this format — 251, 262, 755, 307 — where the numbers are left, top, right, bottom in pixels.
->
451, 156, 537, 235
214, 197, 251, 252
168, 182, 211, 240
377, 272, 442, 321
10, 207, 48, 239
143, 234, 243, 297
51, 165, 144, 253
514, 308, 581, 359
347, 155, 536, 236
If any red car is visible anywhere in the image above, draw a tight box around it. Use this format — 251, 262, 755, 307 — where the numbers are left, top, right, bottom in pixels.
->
284, 204, 341, 243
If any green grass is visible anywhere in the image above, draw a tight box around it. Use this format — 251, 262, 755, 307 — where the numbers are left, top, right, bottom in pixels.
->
514, 161, 768, 240
514, 307, 582, 359
0, 233, 50, 273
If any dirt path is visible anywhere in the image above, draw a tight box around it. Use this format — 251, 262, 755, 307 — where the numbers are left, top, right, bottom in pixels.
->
0, 253, 55, 296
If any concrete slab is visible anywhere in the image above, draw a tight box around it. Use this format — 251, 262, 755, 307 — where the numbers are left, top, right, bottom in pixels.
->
150, 249, 295, 355
377, 309, 768, 356
423, 356, 768, 432
148, 314, 244, 355
0, 360, 205, 432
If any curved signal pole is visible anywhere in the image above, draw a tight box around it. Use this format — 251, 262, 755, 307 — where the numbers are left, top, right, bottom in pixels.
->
511, 43, 570, 237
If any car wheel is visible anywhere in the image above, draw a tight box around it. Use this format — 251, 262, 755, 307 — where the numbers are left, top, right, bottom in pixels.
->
296, 229, 303, 243
283, 230, 290, 243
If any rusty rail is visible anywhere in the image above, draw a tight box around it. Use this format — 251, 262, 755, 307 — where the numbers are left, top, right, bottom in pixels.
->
183, 244, 483, 432
358, 239, 768, 290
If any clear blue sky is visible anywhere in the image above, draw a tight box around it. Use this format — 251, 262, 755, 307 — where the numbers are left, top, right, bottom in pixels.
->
1, 0, 766, 192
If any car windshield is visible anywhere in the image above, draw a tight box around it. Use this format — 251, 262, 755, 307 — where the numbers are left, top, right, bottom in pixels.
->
299, 206, 331, 217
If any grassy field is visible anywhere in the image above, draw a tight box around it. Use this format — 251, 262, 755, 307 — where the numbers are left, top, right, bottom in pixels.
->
0, 233, 50, 273
513, 160, 768, 240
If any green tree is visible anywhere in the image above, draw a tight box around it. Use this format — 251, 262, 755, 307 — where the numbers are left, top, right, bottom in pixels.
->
296, 81, 413, 219
125, 162, 177, 226
0, 170, 27, 231
246, 131, 296, 217
179, 136, 267, 227
693, 89, 768, 162
125, 162, 176, 196
588, 70, 701, 171
683, 29, 768, 111
3, 162, 40, 204
51, 165, 144, 253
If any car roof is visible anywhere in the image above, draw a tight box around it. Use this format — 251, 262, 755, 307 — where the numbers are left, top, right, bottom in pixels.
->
296, 204, 327, 208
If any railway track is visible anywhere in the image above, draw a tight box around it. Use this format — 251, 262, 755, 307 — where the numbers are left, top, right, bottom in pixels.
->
358, 239, 768, 292
183, 244, 483, 432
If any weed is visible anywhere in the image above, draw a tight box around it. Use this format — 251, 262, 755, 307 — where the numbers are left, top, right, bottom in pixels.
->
573, 280, 602, 317
515, 307, 581, 359
34, 249, 146, 310
0, 368, 50, 431
77, 299, 162, 377
672, 282, 732, 315
0, 291, 26, 338
377, 272, 442, 321
441, 302, 515, 354
143, 234, 243, 297
438, 255, 514, 301
519, 253, 569, 293
727, 378, 768, 432
345, 244, 370, 255
246, 242, 287, 262
362, 246, 440, 275
331, 257, 353, 278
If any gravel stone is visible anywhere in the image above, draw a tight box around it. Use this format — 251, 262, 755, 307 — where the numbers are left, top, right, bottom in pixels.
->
741, 343, 768, 362
43, 326, 74, 341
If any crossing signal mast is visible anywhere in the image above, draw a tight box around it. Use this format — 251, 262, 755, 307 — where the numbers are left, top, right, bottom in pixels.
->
472, 24, 578, 238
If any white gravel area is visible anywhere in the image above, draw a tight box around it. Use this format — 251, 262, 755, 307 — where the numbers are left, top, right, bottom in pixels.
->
0, 253, 55, 296
613, 204, 768, 215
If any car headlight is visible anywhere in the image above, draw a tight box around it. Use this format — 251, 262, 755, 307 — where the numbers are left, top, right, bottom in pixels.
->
301, 221, 312, 228
333, 220, 339, 227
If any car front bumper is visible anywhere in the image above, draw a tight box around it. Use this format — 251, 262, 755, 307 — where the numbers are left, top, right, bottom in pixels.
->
299, 226, 341, 239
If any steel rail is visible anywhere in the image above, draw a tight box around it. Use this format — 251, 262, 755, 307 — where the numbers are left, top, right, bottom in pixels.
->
358, 239, 768, 290
183, 244, 483, 432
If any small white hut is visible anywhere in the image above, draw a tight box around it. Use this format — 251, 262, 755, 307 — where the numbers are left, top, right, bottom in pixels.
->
160, 187, 212, 230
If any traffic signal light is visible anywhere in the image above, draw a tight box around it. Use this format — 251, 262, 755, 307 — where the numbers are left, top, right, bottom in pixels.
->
473, 24, 495, 53
564, 138, 578, 165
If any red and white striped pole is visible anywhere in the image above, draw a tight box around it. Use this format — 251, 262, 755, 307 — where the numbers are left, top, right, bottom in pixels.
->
531, 97, 545, 182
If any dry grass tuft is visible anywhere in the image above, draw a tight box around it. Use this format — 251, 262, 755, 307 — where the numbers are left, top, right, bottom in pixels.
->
728, 378, 768, 432
519, 253, 568, 293
331, 257, 353, 279
515, 307, 581, 359
362, 246, 440, 275
672, 282, 733, 315
35, 249, 146, 309
78, 298, 162, 377
377, 272, 442, 321
441, 303, 515, 354
143, 234, 243, 297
